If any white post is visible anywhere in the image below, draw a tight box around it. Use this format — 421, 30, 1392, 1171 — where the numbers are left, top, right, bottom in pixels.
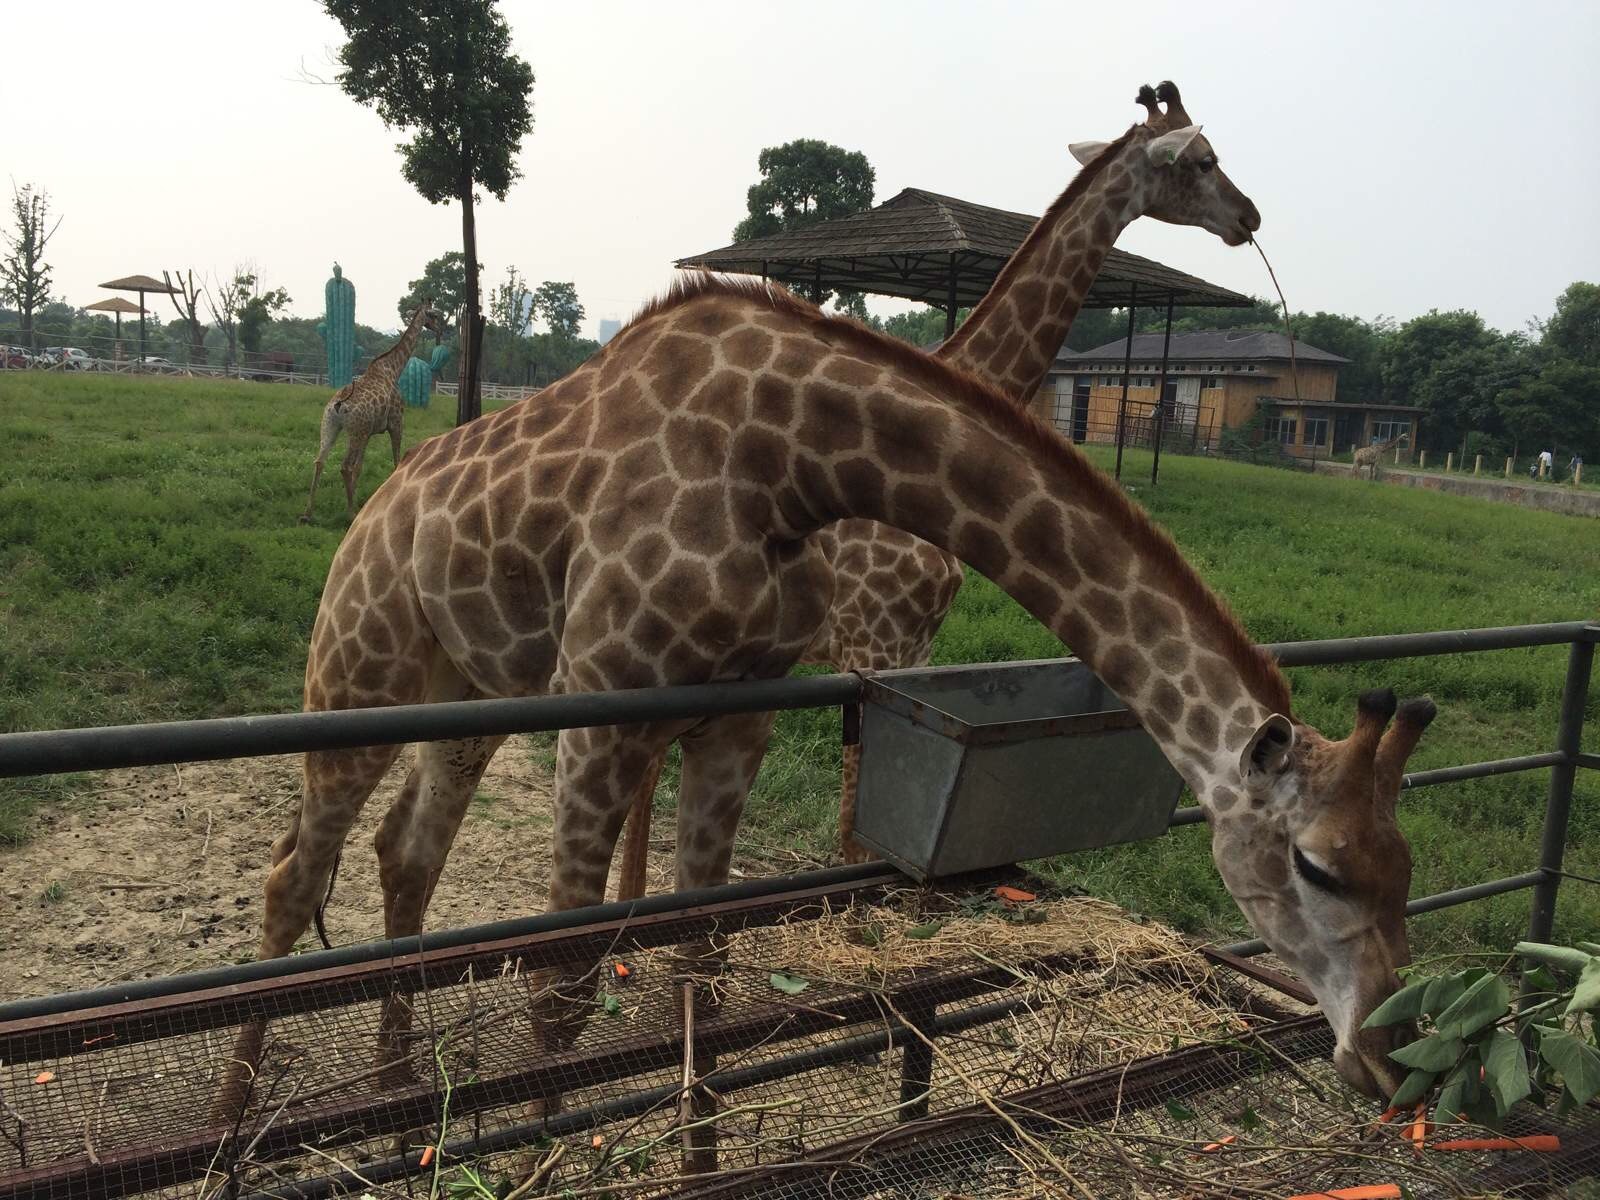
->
1446, 452, 1454, 472
1419, 450, 1427, 470
1474, 454, 1482, 476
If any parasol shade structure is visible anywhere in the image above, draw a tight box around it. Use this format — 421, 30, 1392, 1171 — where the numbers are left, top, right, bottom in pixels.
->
100, 274, 180, 364
83, 296, 144, 349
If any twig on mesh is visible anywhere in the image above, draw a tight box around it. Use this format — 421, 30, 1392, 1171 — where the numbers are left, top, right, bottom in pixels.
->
503, 1140, 566, 1199
291, 1139, 413, 1198
201, 807, 214, 860
0, 1086, 28, 1168
83, 1074, 110, 1165
880, 994, 1095, 1200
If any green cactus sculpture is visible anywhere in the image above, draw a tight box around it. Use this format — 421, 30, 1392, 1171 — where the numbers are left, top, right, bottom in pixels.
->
397, 343, 455, 408
320, 263, 357, 388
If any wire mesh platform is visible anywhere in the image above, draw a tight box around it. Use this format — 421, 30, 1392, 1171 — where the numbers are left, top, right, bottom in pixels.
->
0, 870, 1593, 1199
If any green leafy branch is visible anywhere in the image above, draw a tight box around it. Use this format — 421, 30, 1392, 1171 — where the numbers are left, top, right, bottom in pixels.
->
1362, 940, 1600, 1125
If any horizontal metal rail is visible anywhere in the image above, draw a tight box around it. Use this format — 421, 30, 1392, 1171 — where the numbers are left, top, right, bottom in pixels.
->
1219, 869, 1548, 958
0, 621, 1592, 780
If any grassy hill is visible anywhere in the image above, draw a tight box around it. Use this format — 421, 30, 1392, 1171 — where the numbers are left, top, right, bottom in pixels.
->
2, 371, 1596, 953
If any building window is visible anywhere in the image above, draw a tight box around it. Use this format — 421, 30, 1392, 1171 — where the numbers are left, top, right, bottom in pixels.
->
1303, 417, 1328, 447
1202, 377, 1220, 389
1372, 419, 1408, 443
1263, 415, 1297, 445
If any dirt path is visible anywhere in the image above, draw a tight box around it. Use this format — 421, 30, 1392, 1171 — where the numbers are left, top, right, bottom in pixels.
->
0, 738, 741, 1002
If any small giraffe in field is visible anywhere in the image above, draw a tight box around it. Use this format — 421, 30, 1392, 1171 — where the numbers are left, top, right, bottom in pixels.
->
224, 211, 1438, 1115
616, 81, 1261, 894
299, 301, 446, 523
1354, 433, 1407, 480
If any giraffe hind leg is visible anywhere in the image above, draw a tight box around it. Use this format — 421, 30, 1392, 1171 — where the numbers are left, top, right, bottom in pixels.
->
299, 398, 345, 524
340, 435, 369, 519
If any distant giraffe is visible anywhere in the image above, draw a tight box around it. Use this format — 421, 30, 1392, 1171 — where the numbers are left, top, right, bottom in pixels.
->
1354, 433, 1407, 480
299, 301, 445, 523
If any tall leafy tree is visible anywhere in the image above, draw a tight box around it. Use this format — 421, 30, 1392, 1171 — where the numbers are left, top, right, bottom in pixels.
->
533, 280, 583, 340
490, 265, 533, 335
1, 183, 61, 350
1537, 281, 1600, 368
324, 0, 535, 425
238, 279, 292, 354
205, 268, 252, 369
733, 138, 874, 312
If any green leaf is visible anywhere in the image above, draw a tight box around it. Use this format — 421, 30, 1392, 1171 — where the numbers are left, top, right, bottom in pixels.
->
769, 971, 811, 995
1435, 1068, 1468, 1126
860, 922, 885, 948
1363, 979, 1430, 1029
1482, 1029, 1532, 1115
1576, 941, 1600, 957
1164, 1098, 1197, 1121
1539, 1028, 1600, 1104
1515, 942, 1593, 974
1421, 973, 1468, 1018
1390, 1033, 1465, 1072
1390, 1068, 1436, 1108
1524, 965, 1563, 996
601, 991, 622, 1017
904, 921, 945, 940
1565, 959, 1600, 1016
1434, 972, 1510, 1040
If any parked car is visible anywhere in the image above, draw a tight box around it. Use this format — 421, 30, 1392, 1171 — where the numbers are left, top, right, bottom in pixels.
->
2, 345, 30, 369
60, 347, 96, 370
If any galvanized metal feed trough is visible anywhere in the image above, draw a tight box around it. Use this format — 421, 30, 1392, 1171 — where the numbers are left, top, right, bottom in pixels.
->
854, 658, 1184, 880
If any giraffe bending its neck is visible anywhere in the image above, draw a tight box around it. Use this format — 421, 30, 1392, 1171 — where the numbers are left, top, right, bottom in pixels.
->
229, 274, 1434, 1118
299, 300, 446, 524
1354, 433, 1407, 479
617, 81, 1264, 887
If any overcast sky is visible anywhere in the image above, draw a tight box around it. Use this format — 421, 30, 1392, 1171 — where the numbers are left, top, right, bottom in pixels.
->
6, 1, 1597, 340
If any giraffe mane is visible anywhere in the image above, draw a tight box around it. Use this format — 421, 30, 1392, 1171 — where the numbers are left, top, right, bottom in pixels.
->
625, 275, 1292, 718
940, 123, 1143, 363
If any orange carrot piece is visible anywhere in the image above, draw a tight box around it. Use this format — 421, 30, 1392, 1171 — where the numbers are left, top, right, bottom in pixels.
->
1284, 1187, 1401, 1200
419, 1146, 435, 1168
1197, 1134, 1237, 1153
1373, 1107, 1400, 1125
32, 1071, 54, 1085
613, 961, 631, 978
993, 886, 1037, 903
591, 1134, 605, 1149
1433, 1135, 1561, 1153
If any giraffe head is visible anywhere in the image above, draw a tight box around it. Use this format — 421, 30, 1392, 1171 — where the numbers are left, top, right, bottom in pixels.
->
1069, 80, 1260, 246
1206, 688, 1437, 1099
417, 298, 447, 339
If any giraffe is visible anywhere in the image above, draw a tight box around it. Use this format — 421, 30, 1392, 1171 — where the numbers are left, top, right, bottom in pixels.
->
222, 261, 1437, 1115
1354, 433, 1407, 480
615, 81, 1262, 894
298, 300, 446, 524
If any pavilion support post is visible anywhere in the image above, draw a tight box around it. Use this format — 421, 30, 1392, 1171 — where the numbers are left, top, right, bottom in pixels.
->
812, 262, 823, 306
1150, 297, 1175, 485
944, 253, 958, 340
138, 289, 147, 366
761, 259, 768, 284
1114, 285, 1137, 481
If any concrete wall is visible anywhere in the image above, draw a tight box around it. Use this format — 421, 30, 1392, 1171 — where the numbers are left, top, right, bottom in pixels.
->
1314, 461, 1600, 518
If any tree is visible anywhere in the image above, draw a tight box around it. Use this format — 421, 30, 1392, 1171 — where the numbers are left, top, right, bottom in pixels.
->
489, 265, 532, 335
1286, 311, 1394, 407
205, 268, 252, 369
239, 279, 292, 354
733, 138, 874, 311
1497, 360, 1600, 461
533, 280, 583, 341
398, 252, 468, 326
881, 305, 968, 348
164, 269, 209, 365
1537, 281, 1600, 368
324, 0, 535, 426
1380, 310, 1507, 450
1, 183, 61, 350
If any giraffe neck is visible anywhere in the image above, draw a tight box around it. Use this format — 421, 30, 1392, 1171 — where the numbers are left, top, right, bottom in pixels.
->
753, 307, 1289, 796
940, 127, 1151, 404
366, 310, 427, 387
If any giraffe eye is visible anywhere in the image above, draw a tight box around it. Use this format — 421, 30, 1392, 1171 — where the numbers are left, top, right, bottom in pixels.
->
1293, 847, 1345, 894
1198, 155, 1217, 174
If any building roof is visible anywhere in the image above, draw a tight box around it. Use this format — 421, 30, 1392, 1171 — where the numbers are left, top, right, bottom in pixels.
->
676, 187, 1256, 311
1056, 329, 1350, 366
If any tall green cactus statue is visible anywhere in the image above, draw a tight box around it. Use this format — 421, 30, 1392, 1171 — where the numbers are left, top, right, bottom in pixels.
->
319, 263, 357, 388
396, 343, 456, 408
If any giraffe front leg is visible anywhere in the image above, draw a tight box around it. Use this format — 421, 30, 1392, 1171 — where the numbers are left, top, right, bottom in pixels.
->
612, 747, 669, 901
671, 710, 780, 1176
836, 741, 877, 864
389, 413, 403, 467
340, 438, 367, 519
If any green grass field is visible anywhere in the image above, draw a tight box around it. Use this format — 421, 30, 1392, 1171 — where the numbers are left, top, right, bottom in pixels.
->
2, 371, 1597, 955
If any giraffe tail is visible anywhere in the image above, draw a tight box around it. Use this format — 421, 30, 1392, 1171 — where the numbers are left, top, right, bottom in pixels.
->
313, 850, 342, 950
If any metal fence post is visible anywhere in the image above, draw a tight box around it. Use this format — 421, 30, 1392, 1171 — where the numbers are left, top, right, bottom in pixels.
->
1526, 635, 1595, 944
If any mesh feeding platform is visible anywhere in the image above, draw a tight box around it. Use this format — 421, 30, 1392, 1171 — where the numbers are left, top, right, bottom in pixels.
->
0, 867, 1594, 1200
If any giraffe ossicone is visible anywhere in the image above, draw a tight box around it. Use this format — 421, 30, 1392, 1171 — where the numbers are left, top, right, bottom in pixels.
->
224, 85, 1435, 1119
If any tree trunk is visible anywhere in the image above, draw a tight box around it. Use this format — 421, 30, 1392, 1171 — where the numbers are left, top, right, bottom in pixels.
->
190, 325, 207, 367
456, 175, 482, 426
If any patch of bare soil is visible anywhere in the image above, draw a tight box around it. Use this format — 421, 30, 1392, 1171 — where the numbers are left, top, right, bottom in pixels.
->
0, 737, 723, 1002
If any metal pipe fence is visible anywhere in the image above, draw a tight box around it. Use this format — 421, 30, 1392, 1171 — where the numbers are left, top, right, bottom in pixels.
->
0, 621, 1594, 975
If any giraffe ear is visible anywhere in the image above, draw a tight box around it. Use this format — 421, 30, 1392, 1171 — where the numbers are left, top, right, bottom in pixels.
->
1146, 125, 1205, 167
1240, 714, 1295, 783
1069, 140, 1111, 166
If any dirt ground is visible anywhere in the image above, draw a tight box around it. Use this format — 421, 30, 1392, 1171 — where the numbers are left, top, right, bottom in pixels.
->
0, 737, 735, 1002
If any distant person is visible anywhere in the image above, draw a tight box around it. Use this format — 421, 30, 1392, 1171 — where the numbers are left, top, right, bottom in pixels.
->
1569, 453, 1584, 481
1538, 448, 1554, 479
